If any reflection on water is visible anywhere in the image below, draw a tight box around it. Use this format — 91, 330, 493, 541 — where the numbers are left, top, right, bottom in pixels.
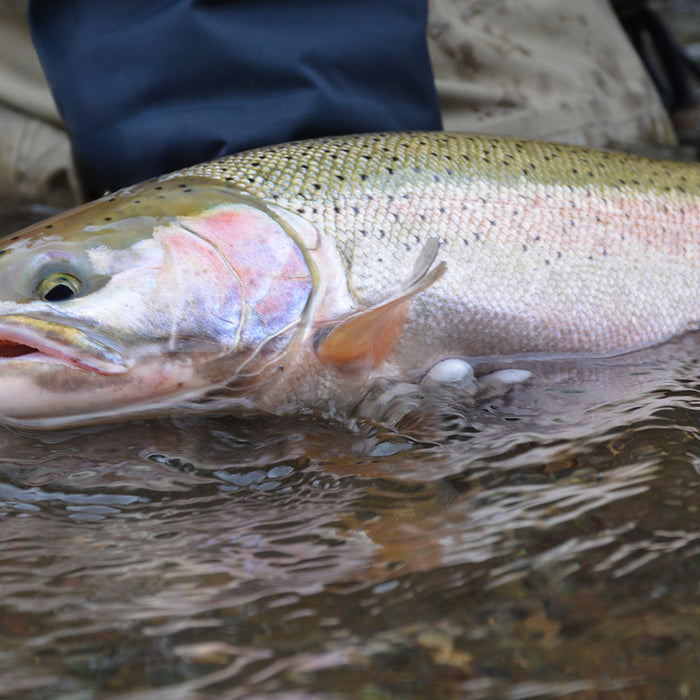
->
0, 333, 699, 699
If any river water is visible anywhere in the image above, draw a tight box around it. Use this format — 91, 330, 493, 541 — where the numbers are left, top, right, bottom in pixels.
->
0, 297, 697, 698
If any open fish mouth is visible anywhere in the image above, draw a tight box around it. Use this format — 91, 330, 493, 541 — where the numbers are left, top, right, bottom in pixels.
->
0, 315, 128, 374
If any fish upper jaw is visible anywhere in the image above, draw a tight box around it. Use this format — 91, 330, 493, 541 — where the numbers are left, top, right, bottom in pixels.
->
0, 314, 129, 374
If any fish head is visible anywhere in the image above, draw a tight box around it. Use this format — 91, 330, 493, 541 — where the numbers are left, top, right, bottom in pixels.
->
0, 178, 317, 427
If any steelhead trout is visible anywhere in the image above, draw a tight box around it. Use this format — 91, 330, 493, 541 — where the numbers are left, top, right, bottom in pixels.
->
0, 131, 699, 427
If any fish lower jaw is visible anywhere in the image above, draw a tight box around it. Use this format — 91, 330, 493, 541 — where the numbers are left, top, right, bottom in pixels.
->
0, 349, 252, 428
0, 350, 77, 370
0, 343, 124, 374
0, 317, 128, 375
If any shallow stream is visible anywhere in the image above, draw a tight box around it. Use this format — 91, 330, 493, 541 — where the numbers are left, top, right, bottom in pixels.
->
0, 319, 698, 698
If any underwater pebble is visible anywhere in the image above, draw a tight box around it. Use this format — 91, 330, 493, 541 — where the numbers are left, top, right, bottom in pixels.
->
254, 480, 281, 491
214, 469, 266, 486
372, 580, 400, 594
369, 441, 410, 457
266, 465, 294, 479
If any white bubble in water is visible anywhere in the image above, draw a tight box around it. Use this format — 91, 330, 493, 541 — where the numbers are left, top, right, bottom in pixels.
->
422, 359, 476, 391
477, 368, 532, 396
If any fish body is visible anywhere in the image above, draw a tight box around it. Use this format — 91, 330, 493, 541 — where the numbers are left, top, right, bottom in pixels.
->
0, 131, 699, 427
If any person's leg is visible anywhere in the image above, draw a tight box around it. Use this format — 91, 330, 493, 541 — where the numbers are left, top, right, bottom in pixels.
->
29, 0, 442, 197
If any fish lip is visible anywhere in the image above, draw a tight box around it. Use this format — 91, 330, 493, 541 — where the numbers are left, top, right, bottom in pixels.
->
0, 314, 128, 374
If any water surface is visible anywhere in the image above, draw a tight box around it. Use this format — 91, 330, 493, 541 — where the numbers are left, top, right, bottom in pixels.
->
0, 330, 698, 699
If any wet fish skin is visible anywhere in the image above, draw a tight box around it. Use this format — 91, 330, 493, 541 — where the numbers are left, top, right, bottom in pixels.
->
180, 132, 700, 363
0, 131, 699, 427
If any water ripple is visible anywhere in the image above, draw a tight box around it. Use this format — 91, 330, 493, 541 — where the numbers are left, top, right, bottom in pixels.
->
0, 336, 699, 696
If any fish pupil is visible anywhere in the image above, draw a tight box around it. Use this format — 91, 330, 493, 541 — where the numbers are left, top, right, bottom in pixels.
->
44, 283, 76, 302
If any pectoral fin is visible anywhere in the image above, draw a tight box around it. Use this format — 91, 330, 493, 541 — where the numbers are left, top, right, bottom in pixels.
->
314, 239, 446, 371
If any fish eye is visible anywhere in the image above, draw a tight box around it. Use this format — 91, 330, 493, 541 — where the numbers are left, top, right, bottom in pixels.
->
36, 272, 82, 302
